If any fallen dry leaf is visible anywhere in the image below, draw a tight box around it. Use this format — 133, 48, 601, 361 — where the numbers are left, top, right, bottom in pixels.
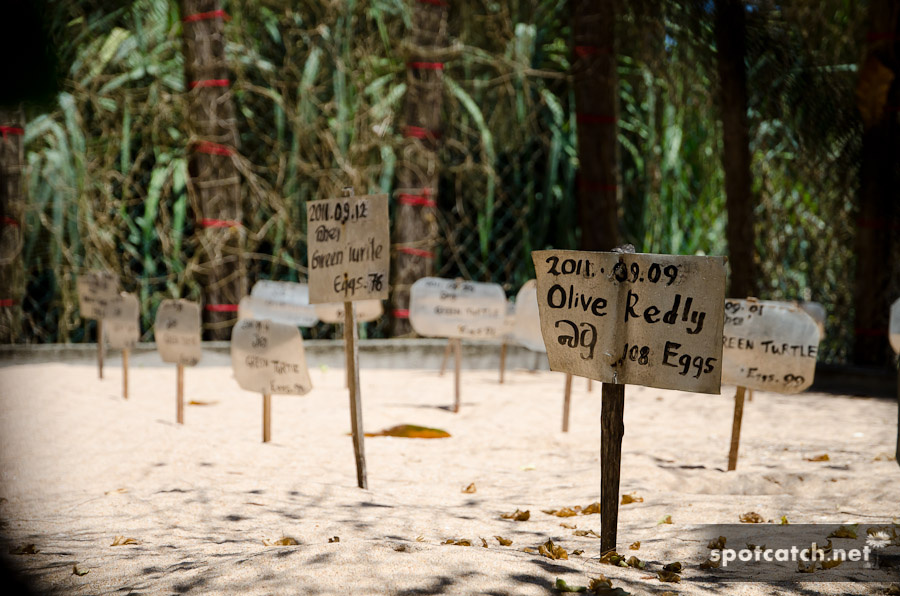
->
555, 578, 587, 593
110, 536, 139, 546
572, 549, 584, 555
629, 541, 640, 550
263, 536, 298, 546
365, 424, 450, 439
538, 539, 568, 560
104, 488, 128, 495
620, 493, 643, 505
188, 400, 218, 406
663, 562, 683, 573
522, 546, 537, 553
625, 555, 645, 569
543, 507, 579, 517
740, 512, 764, 524
599, 551, 627, 567
560, 522, 577, 529
885, 584, 900, 595
798, 559, 818, 573
781, 515, 790, 525
501, 509, 530, 521
658, 515, 673, 525
9, 544, 38, 555
574, 529, 601, 539
581, 502, 601, 515
821, 558, 842, 570
657, 569, 681, 583
328, 536, 340, 543
72, 565, 89, 576
480, 537, 488, 548
708, 536, 726, 549
443, 538, 471, 546
804, 453, 830, 462
415, 535, 425, 542
588, 575, 632, 595
829, 524, 858, 539
462, 483, 476, 494
495, 536, 512, 546
699, 558, 720, 569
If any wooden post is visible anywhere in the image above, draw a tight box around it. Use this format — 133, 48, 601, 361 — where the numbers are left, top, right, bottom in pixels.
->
748, 388, 753, 402
588, 378, 593, 392
97, 319, 104, 379
895, 369, 898, 466
453, 337, 461, 413
262, 393, 271, 443
176, 364, 184, 425
344, 301, 367, 489
499, 342, 507, 384
600, 383, 625, 555
562, 373, 573, 432
122, 349, 129, 399
439, 338, 451, 376
727, 386, 747, 471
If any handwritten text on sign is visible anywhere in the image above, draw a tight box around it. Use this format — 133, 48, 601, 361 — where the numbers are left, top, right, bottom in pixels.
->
77, 272, 120, 320
721, 299, 819, 393
103, 292, 140, 350
532, 251, 726, 394
240, 281, 319, 327
154, 299, 202, 366
315, 300, 383, 324
409, 277, 508, 340
307, 194, 389, 304
231, 319, 312, 395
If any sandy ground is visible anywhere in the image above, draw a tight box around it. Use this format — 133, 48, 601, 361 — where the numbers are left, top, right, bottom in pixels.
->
0, 351, 898, 595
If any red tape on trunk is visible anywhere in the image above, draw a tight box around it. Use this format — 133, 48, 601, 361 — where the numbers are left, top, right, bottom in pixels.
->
0, 299, 16, 307
1, 216, 19, 227
0, 126, 24, 138
392, 309, 410, 318
183, 9, 231, 23
408, 62, 444, 70
398, 190, 436, 207
399, 247, 434, 258
193, 141, 233, 156
189, 79, 230, 89
403, 126, 440, 139
205, 304, 239, 312
575, 45, 611, 57
416, 0, 448, 6
200, 218, 241, 229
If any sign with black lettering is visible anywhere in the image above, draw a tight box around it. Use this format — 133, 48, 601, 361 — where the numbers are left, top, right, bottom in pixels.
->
532, 251, 726, 394
513, 280, 546, 353
306, 194, 389, 304
890, 298, 900, 354
409, 277, 508, 340
103, 292, 140, 350
77, 271, 120, 320
239, 281, 319, 327
231, 319, 312, 396
154, 299, 202, 366
315, 300, 383, 324
722, 299, 819, 393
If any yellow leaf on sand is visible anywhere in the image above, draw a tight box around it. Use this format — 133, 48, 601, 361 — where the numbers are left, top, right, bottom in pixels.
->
188, 400, 218, 406
658, 515, 673, 525
328, 536, 340, 543
575, 529, 601, 539
699, 558, 720, 569
572, 549, 584, 555
110, 536, 139, 546
495, 536, 512, 546
708, 536, 727, 549
621, 493, 643, 505
560, 522, 577, 529
263, 536, 298, 546
629, 541, 640, 550
538, 539, 568, 560
805, 454, 830, 462
365, 424, 450, 439
9, 544, 39, 555
443, 539, 471, 546
543, 507, 579, 517
740, 512, 764, 524
657, 569, 681, 583
462, 483, 476, 494
581, 502, 601, 515
72, 565, 89, 576
501, 509, 530, 521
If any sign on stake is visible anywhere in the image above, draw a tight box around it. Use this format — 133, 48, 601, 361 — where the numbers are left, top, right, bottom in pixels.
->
77, 271, 120, 379
102, 292, 139, 399
307, 188, 389, 489
722, 298, 820, 470
533, 249, 726, 555
154, 299, 202, 424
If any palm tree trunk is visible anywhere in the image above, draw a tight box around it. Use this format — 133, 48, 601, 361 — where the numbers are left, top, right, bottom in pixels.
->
714, 0, 756, 300
0, 107, 25, 343
179, 0, 245, 340
389, 0, 448, 336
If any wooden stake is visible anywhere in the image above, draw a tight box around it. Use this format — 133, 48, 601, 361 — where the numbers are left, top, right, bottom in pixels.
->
97, 319, 104, 379
600, 383, 625, 555
588, 378, 593, 392
122, 349, 129, 399
453, 338, 462, 413
562, 373, 573, 432
727, 386, 747, 471
344, 301, 367, 489
748, 388, 753, 402
499, 342, 507, 384
176, 364, 184, 425
439, 338, 451, 376
894, 369, 898, 466
262, 393, 272, 443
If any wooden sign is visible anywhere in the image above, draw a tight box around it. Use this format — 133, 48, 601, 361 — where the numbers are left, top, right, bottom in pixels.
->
306, 193, 389, 304
722, 299, 820, 393
103, 292, 140, 350
890, 297, 900, 354
231, 319, 312, 396
77, 271, 120, 319
532, 251, 727, 394
512, 280, 547, 353
409, 277, 508, 340
154, 299, 202, 366
315, 300, 383, 324
239, 281, 319, 328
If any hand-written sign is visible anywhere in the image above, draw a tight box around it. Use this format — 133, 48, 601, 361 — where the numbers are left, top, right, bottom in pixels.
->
306, 194, 389, 304
721, 299, 819, 393
890, 298, 900, 354
315, 300, 383, 324
240, 281, 319, 327
154, 299, 202, 366
532, 251, 727, 394
513, 280, 546, 353
77, 272, 120, 319
231, 319, 312, 395
103, 292, 140, 350
409, 277, 508, 340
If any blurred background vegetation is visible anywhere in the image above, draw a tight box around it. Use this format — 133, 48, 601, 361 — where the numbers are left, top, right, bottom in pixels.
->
2, 0, 893, 365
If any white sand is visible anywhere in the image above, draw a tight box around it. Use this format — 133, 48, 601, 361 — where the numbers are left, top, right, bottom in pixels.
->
0, 352, 898, 595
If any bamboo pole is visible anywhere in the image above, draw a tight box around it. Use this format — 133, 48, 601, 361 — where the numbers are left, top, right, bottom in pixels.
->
727, 386, 747, 471
439, 338, 451, 376
97, 320, 104, 379
499, 342, 507, 384
176, 364, 184, 425
344, 301, 367, 489
262, 393, 271, 443
453, 338, 461, 413
122, 349, 129, 399
562, 373, 573, 432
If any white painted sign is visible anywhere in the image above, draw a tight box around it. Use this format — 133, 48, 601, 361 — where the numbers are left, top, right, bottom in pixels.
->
315, 300, 383, 324
513, 280, 546, 353
103, 292, 140, 350
409, 277, 508, 340
306, 193, 390, 304
239, 281, 319, 327
77, 271, 120, 320
798, 301, 826, 340
154, 299, 202, 366
231, 318, 312, 395
533, 251, 727, 394
722, 299, 819, 393
890, 298, 900, 354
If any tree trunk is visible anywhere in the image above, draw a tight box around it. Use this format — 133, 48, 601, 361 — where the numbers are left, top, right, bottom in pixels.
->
179, 0, 245, 340
389, 0, 448, 336
715, 0, 756, 300
853, 0, 900, 366
0, 108, 25, 343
